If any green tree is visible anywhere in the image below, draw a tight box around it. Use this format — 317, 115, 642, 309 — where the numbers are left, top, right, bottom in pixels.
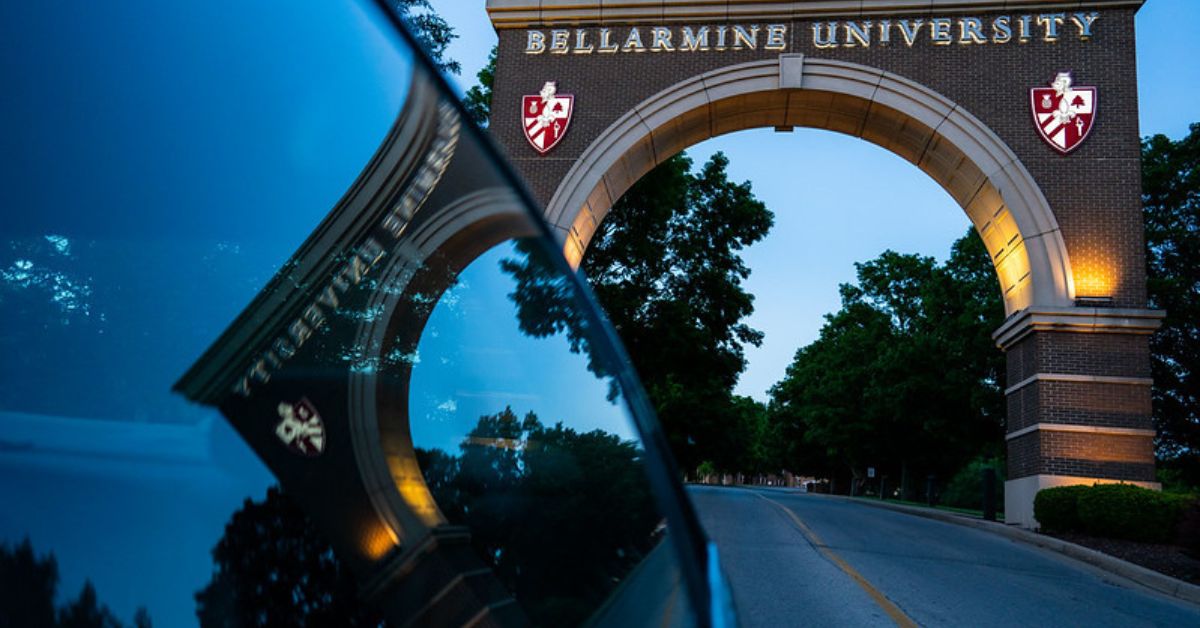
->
730, 395, 781, 476
462, 46, 497, 125
770, 230, 1005, 490
391, 0, 460, 75
581, 152, 773, 472
1143, 123, 1200, 481
770, 292, 897, 478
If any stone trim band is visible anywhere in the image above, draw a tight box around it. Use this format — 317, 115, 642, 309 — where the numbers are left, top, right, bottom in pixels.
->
1004, 373, 1154, 395
1005, 422, 1157, 441
992, 306, 1165, 350
486, 0, 1146, 29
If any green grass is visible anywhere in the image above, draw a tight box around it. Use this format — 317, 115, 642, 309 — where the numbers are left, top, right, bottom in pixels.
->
853, 496, 1006, 522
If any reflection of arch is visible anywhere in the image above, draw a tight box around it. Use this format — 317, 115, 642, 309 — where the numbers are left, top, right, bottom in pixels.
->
546, 56, 1074, 316
349, 188, 534, 548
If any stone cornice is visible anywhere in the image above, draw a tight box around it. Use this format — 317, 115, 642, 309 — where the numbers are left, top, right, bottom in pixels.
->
992, 306, 1165, 350
486, 0, 1146, 29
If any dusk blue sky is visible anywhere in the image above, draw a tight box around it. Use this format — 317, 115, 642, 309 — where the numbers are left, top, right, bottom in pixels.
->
0, 1, 1196, 626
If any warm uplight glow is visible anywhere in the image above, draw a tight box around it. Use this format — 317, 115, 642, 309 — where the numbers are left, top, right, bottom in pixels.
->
362, 522, 401, 561
564, 237, 585, 270
1080, 268, 1113, 301
1058, 433, 1153, 463
397, 477, 443, 526
390, 455, 444, 527
1072, 259, 1117, 300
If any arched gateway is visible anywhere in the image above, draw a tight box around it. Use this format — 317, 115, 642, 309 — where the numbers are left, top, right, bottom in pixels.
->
485, 0, 1164, 526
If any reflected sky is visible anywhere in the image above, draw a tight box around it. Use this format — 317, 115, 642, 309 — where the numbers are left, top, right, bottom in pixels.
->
409, 241, 634, 454
0, 0, 412, 423
0, 1, 415, 625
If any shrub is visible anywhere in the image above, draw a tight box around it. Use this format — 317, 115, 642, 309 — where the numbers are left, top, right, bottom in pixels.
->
1179, 501, 1200, 559
1034, 485, 1090, 533
1035, 483, 1195, 543
940, 457, 1005, 511
1076, 484, 1194, 543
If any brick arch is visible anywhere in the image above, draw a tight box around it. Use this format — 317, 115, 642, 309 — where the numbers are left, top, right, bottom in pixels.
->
544, 56, 1074, 316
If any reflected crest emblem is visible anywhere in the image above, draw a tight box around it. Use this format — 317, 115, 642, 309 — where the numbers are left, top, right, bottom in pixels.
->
522, 81, 574, 154
275, 398, 325, 456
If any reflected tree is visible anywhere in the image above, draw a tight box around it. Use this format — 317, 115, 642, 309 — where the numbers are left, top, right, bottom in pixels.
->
57, 583, 123, 628
195, 487, 382, 628
0, 538, 58, 627
418, 407, 660, 626
196, 411, 659, 627
0, 539, 150, 628
499, 241, 617, 399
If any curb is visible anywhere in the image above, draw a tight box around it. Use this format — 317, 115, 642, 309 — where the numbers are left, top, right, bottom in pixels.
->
828, 494, 1200, 607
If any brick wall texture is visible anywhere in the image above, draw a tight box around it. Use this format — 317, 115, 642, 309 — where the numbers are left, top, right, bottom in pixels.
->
1003, 327, 1155, 478
488, 5, 1155, 482
491, 7, 1146, 306
1009, 430, 1155, 481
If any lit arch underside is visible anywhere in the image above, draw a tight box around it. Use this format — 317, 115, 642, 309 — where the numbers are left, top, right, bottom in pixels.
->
545, 57, 1075, 316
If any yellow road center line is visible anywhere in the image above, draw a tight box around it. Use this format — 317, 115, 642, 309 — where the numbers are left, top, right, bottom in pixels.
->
756, 493, 920, 628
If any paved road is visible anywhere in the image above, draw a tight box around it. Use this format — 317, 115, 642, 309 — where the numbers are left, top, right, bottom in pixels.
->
689, 485, 1200, 627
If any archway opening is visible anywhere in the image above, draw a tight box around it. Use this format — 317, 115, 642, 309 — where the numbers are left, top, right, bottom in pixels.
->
546, 58, 1075, 318
544, 56, 1083, 511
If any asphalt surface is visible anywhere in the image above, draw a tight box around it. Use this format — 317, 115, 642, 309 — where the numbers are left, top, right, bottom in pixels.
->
689, 485, 1200, 627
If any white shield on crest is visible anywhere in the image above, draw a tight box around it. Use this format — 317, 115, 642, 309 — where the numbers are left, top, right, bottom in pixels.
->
523, 81, 574, 154
1030, 72, 1097, 154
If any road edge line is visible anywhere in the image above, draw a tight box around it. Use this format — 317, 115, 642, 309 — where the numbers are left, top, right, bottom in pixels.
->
825, 494, 1200, 607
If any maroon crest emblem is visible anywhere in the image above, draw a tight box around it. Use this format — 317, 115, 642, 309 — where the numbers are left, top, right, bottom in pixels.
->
275, 398, 325, 456
522, 81, 574, 154
1031, 71, 1097, 154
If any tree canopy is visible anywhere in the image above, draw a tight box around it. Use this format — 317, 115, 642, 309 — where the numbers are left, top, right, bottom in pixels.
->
462, 46, 497, 126
391, 0, 460, 75
580, 152, 774, 472
768, 230, 1006, 487
1144, 123, 1200, 483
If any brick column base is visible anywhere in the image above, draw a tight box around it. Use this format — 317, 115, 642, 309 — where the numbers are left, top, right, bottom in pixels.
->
994, 307, 1165, 528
